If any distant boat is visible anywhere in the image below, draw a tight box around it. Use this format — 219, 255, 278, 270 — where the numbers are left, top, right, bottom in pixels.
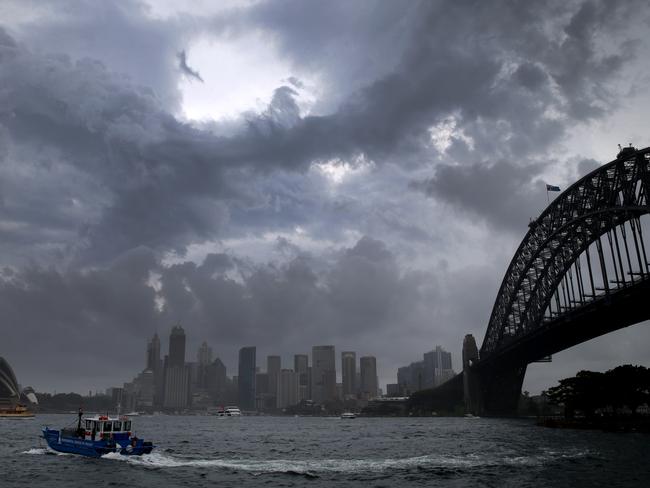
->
340, 412, 356, 419
216, 406, 241, 417
42, 410, 154, 458
0, 404, 34, 419
124, 411, 140, 417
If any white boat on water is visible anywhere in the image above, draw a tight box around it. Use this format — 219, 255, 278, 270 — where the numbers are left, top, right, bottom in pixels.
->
216, 406, 242, 417
340, 412, 356, 419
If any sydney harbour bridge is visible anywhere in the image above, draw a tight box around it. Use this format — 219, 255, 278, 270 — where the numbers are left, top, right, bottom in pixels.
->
417, 145, 650, 416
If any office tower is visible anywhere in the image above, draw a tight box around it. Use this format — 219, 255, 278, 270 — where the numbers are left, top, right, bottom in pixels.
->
169, 325, 186, 367
341, 351, 356, 398
163, 326, 190, 409
311, 345, 336, 403
277, 369, 300, 408
146, 333, 160, 371
196, 342, 213, 390
197, 342, 213, 366
294, 354, 309, 401
360, 356, 378, 399
206, 358, 227, 401
267, 355, 281, 400
423, 346, 454, 388
386, 383, 400, 397
146, 333, 164, 406
238, 346, 256, 410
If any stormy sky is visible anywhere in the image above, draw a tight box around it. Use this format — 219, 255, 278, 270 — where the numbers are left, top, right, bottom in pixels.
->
1, 0, 650, 394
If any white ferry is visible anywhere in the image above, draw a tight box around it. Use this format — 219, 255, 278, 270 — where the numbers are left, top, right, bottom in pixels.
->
340, 412, 356, 419
216, 406, 242, 417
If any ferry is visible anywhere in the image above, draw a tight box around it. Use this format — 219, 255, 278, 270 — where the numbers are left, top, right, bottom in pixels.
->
216, 406, 241, 417
42, 410, 154, 457
340, 412, 356, 419
0, 404, 34, 418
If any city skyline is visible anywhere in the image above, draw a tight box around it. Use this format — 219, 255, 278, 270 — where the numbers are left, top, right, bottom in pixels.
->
104, 326, 426, 412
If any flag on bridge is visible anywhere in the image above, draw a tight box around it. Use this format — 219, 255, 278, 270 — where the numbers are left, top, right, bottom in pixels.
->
546, 184, 561, 192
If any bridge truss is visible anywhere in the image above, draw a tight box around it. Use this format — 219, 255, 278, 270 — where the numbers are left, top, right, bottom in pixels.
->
481, 147, 650, 359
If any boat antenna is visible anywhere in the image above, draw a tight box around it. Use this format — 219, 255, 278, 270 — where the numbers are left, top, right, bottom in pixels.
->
77, 406, 83, 434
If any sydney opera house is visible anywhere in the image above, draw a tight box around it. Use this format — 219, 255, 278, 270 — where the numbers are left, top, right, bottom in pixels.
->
0, 356, 37, 416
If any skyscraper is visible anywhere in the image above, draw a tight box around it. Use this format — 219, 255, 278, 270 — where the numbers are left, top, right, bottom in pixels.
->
267, 355, 281, 400
146, 333, 160, 371
238, 346, 256, 410
341, 351, 356, 398
294, 354, 309, 401
311, 345, 336, 403
277, 369, 299, 408
197, 342, 213, 366
169, 325, 186, 367
146, 333, 164, 406
360, 356, 378, 399
196, 342, 213, 390
163, 325, 190, 409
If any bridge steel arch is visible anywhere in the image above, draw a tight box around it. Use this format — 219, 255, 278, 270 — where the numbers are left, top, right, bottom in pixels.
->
469, 147, 650, 415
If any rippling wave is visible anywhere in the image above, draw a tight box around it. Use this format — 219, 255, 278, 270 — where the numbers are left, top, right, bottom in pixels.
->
98, 449, 591, 474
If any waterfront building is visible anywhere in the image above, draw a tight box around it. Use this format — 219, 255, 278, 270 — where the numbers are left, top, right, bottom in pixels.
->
255, 372, 275, 410
163, 361, 191, 409
238, 346, 256, 410
396, 346, 455, 395
386, 383, 400, 397
341, 351, 356, 399
424, 345, 454, 388
360, 356, 378, 399
294, 354, 309, 401
311, 345, 336, 403
277, 369, 299, 408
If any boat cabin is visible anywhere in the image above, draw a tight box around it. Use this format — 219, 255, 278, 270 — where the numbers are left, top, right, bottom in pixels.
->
83, 415, 132, 441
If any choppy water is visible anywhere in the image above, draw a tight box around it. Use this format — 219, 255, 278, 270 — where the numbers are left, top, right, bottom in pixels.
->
2, 414, 648, 487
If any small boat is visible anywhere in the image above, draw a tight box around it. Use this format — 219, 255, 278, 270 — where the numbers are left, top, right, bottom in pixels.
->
0, 404, 34, 418
42, 409, 154, 457
216, 406, 242, 417
340, 412, 356, 419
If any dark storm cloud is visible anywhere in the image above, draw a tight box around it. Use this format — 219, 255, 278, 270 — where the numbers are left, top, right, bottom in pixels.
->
411, 161, 547, 230
1, 0, 642, 265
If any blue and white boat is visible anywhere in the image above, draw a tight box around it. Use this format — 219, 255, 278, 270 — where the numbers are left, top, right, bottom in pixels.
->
42, 410, 154, 457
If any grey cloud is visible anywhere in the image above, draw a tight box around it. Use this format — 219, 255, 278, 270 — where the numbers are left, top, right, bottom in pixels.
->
177, 49, 204, 83
411, 160, 547, 230
4, 237, 442, 392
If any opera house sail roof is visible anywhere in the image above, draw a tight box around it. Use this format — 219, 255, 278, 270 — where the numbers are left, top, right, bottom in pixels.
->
0, 357, 21, 406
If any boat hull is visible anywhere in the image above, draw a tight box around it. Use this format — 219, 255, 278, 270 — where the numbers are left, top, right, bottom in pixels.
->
42, 428, 154, 458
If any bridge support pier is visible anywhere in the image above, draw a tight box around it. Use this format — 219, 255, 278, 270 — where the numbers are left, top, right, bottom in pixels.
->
463, 333, 527, 416
479, 364, 527, 416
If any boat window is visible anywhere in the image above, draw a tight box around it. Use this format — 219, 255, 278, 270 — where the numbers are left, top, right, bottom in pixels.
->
124, 421, 132, 431
85, 420, 91, 430
113, 421, 122, 431
103, 421, 112, 432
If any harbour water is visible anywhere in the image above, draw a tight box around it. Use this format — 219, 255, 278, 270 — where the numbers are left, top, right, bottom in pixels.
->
2, 414, 648, 487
